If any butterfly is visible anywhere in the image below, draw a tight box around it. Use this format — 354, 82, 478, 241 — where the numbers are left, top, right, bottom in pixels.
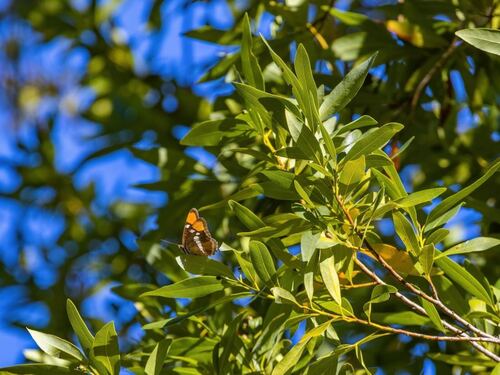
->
180, 208, 218, 256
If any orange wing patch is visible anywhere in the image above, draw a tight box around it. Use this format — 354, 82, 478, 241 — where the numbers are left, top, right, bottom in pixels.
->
192, 220, 206, 232
186, 209, 199, 224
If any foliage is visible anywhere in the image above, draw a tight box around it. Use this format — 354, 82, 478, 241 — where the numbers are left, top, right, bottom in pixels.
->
0, 0, 499, 374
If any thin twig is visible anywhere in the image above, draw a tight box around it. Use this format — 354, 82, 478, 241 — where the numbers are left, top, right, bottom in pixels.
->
353, 256, 500, 361
335, 191, 497, 341
410, 37, 459, 110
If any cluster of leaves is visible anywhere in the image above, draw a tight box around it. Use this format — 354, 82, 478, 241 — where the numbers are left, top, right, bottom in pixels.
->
4, 17, 500, 373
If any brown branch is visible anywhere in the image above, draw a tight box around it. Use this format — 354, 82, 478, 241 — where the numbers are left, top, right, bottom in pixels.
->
353, 256, 500, 361
333, 192, 500, 360
335, 191, 496, 341
410, 37, 459, 110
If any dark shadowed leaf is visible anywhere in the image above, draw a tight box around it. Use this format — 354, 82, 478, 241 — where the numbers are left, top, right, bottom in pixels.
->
90, 322, 120, 375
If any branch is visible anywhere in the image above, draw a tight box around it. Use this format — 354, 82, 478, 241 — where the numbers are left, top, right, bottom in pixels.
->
410, 37, 459, 110
335, 191, 496, 340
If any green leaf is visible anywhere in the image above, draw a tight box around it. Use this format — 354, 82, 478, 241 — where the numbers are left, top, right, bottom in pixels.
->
304, 250, 319, 302
437, 237, 500, 258
176, 255, 234, 279
420, 298, 445, 333
145, 339, 171, 375
339, 156, 365, 186
424, 203, 464, 233
427, 160, 500, 227
435, 252, 494, 305
271, 287, 297, 305
456, 28, 500, 56
319, 255, 342, 305
90, 322, 120, 375
271, 338, 310, 375
370, 312, 430, 326
249, 240, 276, 284
141, 276, 224, 299
394, 188, 446, 208
286, 110, 321, 163
27, 328, 83, 362
319, 121, 337, 161
300, 231, 320, 262
319, 53, 377, 120
66, 299, 94, 354
392, 211, 420, 256
344, 122, 404, 162
180, 118, 250, 146
293, 180, 314, 207
300, 320, 332, 342
419, 244, 435, 275
425, 228, 450, 245
0, 365, 75, 374
241, 14, 264, 90
295, 44, 319, 120
218, 312, 246, 374
321, 6, 369, 26
333, 115, 378, 135
363, 285, 397, 320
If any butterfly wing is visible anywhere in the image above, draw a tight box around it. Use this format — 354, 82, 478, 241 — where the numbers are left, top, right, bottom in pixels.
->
182, 208, 218, 256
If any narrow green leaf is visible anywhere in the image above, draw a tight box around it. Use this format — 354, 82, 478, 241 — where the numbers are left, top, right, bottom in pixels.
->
339, 156, 365, 186
393, 211, 420, 256
141, 276, 224, 299
319, 255, 342, 305
249, 241, 276, 284
363, 285, 397, 320
424, 203, 464, 233
295, 44, 319, 121
437, 237, 500, 258
371, 312, 430, 326
271, 338, 310, 375
425, 228, 450, 245
241, 14, 264, 89
90, 322, 120, 375
300, 231, 320, 262
293, 180, 314, 207
419, 244, 435, 275
427, 160, 500, 226
304, 250, 319, 302
394, 188, 447, 208
319, 121, 337, 161
319, 53, 377, 120
176, 255, 234, 279
333, 115, 378, 136
301, 320, 332, 342
271, 287, 297, 305
66, 299, 94, 354
218, 312, 246, 374
27, 328, 83, 362
145, 339, 171, 375
435, 252, 493, 305
321, 6, 369, 26
286, 110, 321, 163
420, 298, 446, 333
180, 118, 250, 146
456, 28, 500, 56
344, 122, 404, 162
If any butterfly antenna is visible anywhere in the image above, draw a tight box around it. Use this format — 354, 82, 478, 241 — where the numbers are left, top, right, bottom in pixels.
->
160, 239, 178, 248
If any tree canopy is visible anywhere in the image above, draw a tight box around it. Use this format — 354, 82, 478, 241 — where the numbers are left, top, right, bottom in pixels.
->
0, 0, 499, 374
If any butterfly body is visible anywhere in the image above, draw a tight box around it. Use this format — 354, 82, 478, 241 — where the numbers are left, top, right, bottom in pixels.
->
181, 208, 218, 256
